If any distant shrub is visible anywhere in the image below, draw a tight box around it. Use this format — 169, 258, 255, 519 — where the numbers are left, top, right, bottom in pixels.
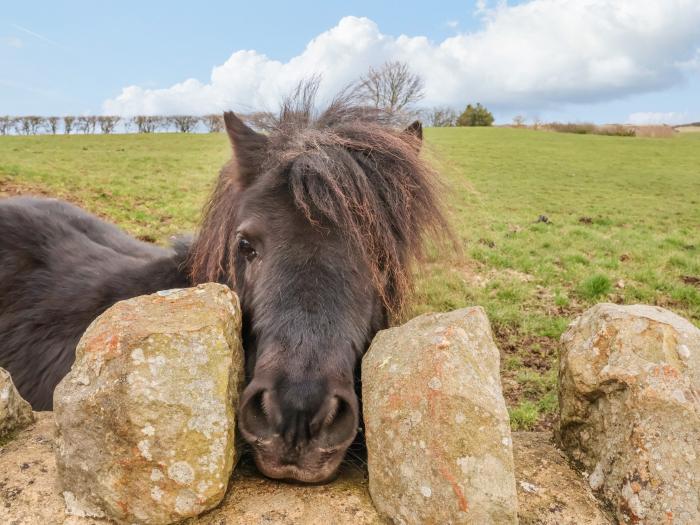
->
457, 103, 494, 127
544, 122, 637, 137
633, 125, 675, 138
546, 122, 596, 134
596, 124, 636, 137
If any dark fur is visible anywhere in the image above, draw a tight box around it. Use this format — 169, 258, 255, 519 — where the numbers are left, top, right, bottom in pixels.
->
190, 85, 449, 481
0, 85, 448, 481
0, 197, 190, 409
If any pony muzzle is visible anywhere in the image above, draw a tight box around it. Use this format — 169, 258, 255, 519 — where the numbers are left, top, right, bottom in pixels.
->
238, 379, 359, 483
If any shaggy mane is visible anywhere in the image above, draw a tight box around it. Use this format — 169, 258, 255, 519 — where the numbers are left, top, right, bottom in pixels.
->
191, 83, 450, 316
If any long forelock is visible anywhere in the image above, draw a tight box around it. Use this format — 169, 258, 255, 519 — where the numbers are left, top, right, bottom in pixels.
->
262, 102, 448, 316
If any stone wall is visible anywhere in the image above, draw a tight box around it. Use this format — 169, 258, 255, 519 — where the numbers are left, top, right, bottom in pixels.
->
2, 289, 697, 524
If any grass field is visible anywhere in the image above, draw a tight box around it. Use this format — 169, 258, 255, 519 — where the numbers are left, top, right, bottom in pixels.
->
1, 129, 699, 430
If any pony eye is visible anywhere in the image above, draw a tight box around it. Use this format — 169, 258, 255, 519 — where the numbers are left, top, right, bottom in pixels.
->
238, 237, 257, 261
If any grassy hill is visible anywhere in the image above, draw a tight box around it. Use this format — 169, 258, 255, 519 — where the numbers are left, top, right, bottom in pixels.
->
2, 128, 699, 429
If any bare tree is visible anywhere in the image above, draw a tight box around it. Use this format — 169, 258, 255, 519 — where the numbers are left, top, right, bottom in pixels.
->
63, 116, 75, 135
98, 116, 121, 134
87, 116, 98, 134
132, 116, 163, 133
512, 115, 526, 128
15, 116, 45, 135
0, 116, 14, 135
47, 116, 60, 134
76, 116, 97, 134
355, 61, 425, 118
147, 116, 164, 132
76, 117, 88, 134
168, 115, 200, 133
426, 106, 457, 127
202, 114, 224, 133
16, 118, 31, 135
29, 116, 45, 134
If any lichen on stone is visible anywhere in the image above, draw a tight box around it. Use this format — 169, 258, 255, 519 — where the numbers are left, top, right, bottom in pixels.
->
53, 283, 245, 525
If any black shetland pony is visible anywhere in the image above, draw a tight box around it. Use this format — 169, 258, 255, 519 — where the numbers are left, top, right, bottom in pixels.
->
0, 89, 448, 483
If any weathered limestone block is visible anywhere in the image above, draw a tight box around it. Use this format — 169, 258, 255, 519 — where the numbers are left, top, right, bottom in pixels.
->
0, 367, 34, 437
54, 283, 245, 525
559, 303, 700, 525
362, 307, 518, 524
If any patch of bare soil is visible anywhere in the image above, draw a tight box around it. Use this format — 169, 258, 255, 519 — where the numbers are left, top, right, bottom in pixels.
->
495, 324, 562, 432
0, 179, 114, 223
681, 275, 700, 288
0, 179, 55, 199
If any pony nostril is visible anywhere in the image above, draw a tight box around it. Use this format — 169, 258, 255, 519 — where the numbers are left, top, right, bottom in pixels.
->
311, 394, 358, 447
239, 388, 280, 441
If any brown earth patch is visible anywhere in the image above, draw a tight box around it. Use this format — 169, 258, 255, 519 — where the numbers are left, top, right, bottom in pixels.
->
495, 324, 563, 432
681, 275, 700, 288
0, 179, 55, 199
0, 179, 116, 224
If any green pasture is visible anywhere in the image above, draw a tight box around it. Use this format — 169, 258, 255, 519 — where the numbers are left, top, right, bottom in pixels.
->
1, 128, 698, 429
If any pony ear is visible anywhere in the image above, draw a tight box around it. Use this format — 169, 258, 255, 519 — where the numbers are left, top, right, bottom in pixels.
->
223, 111, 268, 188
404, 120, 423, 146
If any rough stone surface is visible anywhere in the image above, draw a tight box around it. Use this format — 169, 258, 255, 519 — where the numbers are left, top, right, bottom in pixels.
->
1, 415, 628, 524
558, 303, 700, 525
53, 284, 245, 525
0, 367, 33, 437
0, 413, 383, 525
362, 307, 518, 524
512, 432, 614, 524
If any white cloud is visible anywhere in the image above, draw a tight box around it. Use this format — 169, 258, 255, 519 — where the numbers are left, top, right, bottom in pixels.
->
103, 1, 700, 116
446, 20, 459, 29
627, 111, 688, 125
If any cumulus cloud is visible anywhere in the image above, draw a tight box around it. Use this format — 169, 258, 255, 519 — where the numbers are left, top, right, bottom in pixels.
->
103, 0, 700, 116
627, 111, 688, 125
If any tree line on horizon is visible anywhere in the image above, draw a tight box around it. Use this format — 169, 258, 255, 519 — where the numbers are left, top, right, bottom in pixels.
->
0, 114, 231, 136
0, 61, 496, 136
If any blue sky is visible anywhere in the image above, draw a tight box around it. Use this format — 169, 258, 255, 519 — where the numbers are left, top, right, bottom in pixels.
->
2, 1, 699, 125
